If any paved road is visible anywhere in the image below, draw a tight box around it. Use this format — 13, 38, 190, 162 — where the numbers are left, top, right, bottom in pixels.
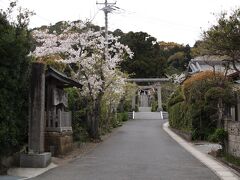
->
0, 176, 20, 180
32, 119, 219, 180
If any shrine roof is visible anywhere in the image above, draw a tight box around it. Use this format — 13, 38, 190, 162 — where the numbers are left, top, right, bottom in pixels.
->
46, 66, 83, 89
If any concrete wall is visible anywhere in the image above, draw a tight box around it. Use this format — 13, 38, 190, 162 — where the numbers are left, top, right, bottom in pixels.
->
225, 120, 240, 157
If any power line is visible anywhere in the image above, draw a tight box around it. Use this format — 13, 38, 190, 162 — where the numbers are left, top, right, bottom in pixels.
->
88, 9, 101, 23
114, 12, 201, 33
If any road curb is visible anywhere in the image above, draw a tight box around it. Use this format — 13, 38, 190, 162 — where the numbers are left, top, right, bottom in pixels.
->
7, 162, 57, 179
163, 122, 240, 180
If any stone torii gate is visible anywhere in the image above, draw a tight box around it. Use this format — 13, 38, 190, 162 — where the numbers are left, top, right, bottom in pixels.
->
126, 78, 169, 112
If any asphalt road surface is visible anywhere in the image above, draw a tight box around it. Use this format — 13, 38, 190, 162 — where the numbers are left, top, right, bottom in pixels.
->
31, 119, 219, 180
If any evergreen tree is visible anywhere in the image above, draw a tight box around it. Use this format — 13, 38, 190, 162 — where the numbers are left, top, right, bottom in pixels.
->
117, 31, 166, 78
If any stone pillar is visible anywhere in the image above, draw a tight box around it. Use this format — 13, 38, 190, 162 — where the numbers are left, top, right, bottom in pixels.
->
132, 95, 136, 111
231, 107, 236, 121
137, 90, 141, 107
29, 63, 46, 154
157, 84, 163, 111
20, 63, 51, 168
237, 95, 240, 121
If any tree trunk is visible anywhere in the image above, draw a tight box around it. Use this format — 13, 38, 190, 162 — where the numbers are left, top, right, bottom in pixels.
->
87, 93, 103, 140
106, 101, 112, 130
217, 98, 223, 128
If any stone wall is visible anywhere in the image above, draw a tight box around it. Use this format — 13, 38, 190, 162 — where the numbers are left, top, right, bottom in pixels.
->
225, 120, 240, 157
45, 132, 73, 156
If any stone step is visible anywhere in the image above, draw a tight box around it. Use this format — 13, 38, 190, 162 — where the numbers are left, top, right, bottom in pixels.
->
134, 112, 162, 120
139, 107, 151, 112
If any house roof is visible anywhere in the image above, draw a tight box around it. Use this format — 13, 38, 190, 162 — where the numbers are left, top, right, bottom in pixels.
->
188, 55, 240, 76
46, 66, 83, 89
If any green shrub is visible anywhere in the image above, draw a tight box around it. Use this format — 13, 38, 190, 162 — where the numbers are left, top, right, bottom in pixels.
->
151, 100, 158, 112
168, 70, 234, 141
117, 112, 128, 122
167, 90, 184, 108
168, 102, 192, 132
224, 153, 240, 166
66, 88, 90, 142
208, 128, 228, 143
72, 122, 89, 142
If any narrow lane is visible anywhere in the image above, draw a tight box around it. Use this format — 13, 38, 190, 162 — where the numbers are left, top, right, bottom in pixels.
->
32, 119, 219, 180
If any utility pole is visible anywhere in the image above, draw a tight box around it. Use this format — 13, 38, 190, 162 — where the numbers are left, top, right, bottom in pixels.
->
96, 0, 116, 60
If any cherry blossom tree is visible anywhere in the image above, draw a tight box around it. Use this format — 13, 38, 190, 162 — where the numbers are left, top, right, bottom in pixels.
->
32, 21, 133, 139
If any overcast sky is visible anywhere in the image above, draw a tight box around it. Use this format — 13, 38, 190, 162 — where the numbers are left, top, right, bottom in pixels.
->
1, 0, 239, 46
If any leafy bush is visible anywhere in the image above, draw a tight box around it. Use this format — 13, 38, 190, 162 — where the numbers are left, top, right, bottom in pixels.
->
168, 101, 192, 132
205, 86, 236, 106
72, 122, 89, 142
117, 112, 128, 122
151, 100, 158, 112
0, 12, 32, 158
66, 88, 90, 142
167, 87, 184, 108
168, 71, 234, 140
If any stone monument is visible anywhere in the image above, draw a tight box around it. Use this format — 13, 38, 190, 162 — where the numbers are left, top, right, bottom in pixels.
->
20, 63, 82, 167
20, 63, 51, 168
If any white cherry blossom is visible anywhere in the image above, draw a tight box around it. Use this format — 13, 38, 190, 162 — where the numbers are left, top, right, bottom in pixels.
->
32, 21, 133, 100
